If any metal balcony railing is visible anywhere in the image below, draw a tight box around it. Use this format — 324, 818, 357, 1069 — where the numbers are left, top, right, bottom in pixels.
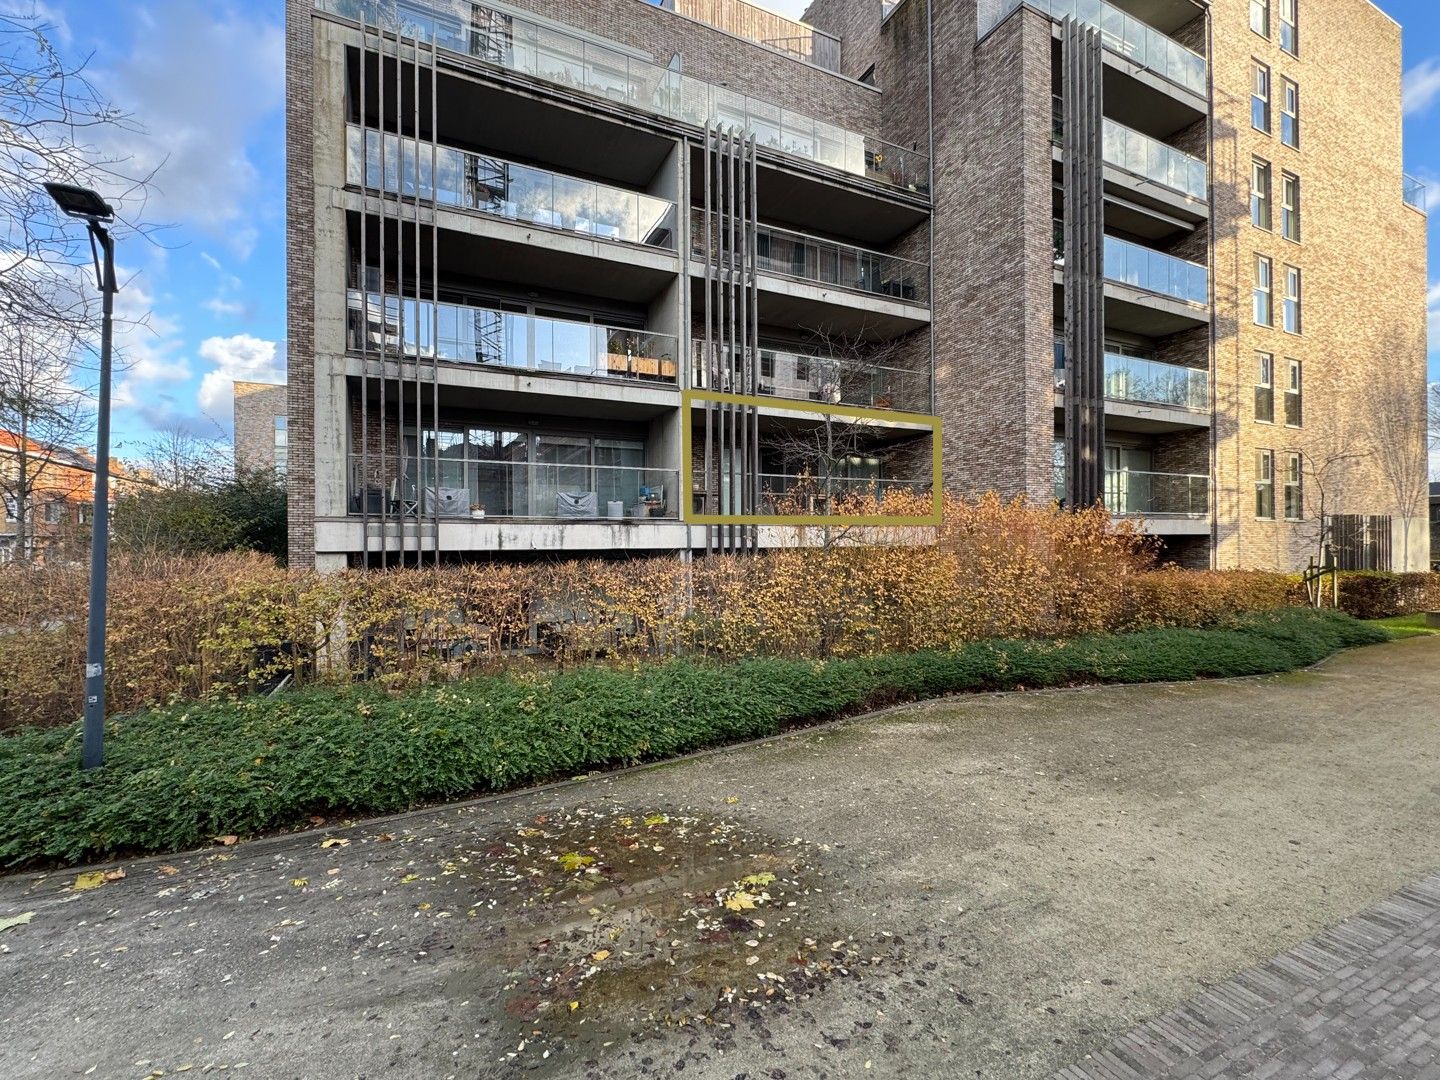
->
692, 341, 931, 412
980, 0, 1206, 95
349, 455, 680, 520
752, 473, 931, 514
1055, 468, 1210, 516
1055, 353, 1209, 411
319, 0, 929, 195
692, 218, 930, 304
345, 290, 680, 384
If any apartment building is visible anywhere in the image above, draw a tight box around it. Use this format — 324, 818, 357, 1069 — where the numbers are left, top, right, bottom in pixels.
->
285, 0, 1428, 571
233, 381, 290, 477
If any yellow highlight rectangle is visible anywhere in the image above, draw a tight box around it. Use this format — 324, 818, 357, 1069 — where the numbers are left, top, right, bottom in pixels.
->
681, 389, 943, 527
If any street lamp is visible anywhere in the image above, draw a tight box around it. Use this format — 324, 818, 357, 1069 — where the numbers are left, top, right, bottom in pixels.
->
45, 181, 117, 771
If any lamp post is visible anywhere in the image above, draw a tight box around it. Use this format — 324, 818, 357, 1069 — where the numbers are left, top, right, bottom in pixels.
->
45, 182, 117, 771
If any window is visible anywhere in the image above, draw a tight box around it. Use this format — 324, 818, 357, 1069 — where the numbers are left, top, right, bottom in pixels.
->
1281, 172, 1301, 241
1281, 79, 1299, 148
759, 350, 775, 379
274, 415, 289, 476
1254, 255, 1274, 326
44, 500, 63, 524
1252, 63, 1271, 133
1250, 0, 1270, 37
1255, 352, 1275, 422
1283, 451, 1303, 520
1255, 449, 1275, 519
1285, 358, 1303, 426
1279, 0, 1298, 55
1251, 159, 1272, 229
1282, 265, 1302, 333
2, 495, 15, 522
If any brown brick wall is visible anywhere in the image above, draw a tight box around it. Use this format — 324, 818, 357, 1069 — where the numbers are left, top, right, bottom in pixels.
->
802, 0, 883, 83
286, 0, 317, 568
1210, 0, 1429, 571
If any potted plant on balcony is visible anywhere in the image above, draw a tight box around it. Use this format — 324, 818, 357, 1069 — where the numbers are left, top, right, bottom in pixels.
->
469, 502, 486, 520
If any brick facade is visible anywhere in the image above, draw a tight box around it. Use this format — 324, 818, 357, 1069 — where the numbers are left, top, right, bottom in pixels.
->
286, 0, 318, 568
233, 381, 287, 474
1209, 0, 1429, 571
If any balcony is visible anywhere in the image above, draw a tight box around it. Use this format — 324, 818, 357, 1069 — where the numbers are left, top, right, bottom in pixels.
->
1056, 353, 1208, 411
1052, 100, 1207, 201
345, 291, 680, 385
348, 456, 680, 520
980, 0, 1206, 95
693, 342, 930, 413
656, 0, 842, 72
1102, 235, 1207, 306
753, 474, 932, 515
1404, 174, 1428, 212
1055, 468, 1209, 517
692, 219, 930, 305
345, 126, 677, 249
319, 0, 929, 196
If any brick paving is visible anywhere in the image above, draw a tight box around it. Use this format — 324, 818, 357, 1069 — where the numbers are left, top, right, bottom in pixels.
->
1055, 874, 1440, 1079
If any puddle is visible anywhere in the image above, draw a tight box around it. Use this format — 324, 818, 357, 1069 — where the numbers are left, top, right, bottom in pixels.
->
440, 807, 901, 1070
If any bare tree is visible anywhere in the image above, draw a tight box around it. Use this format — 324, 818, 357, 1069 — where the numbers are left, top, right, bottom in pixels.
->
0, 8, 156, 326
754, 327, 931, 547
1292, 411, 1369, 605
1356, 343, 1431, 572
133, 424, 233, 492
0, 280, 93, 561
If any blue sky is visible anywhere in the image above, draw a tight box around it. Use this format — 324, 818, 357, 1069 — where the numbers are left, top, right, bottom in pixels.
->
41, 0, 1440, 459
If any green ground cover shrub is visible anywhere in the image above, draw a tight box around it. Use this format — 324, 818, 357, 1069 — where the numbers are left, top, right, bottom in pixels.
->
0, 609, 1385, 869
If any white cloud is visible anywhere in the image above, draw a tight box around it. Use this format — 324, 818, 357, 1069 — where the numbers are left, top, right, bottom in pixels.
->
203, 296, 246, 318
1404, 57, 1440, 117
93, 2, 284, 258
196, 334, 285, 422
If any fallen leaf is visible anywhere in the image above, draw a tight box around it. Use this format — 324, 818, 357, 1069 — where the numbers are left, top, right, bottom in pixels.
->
557, 852, 595, 873
643, 814, 668, 827
290, 878, 308, 888
568, 1001, 579, 1011
591, 949, 611, 962
309, 815, 326, 826
320, 838, 350, 849
102, 868, 126, 882
0, 912, 35, 933
214, 835, 238, 847
417, 902, 432, 911
158, 866, 179, 876
376, 833, 395, 842
739, 873, 775, 888
400, 873, 420, 884
73, 872, 105, 891
723, 890, 758, 912
724, 796, 739, 805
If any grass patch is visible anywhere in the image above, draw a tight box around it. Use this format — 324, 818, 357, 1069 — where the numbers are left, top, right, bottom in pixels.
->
1370, 614, 1440, 640
0, 608, 1386, 869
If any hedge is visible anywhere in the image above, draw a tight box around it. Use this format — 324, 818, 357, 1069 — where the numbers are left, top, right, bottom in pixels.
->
1335, 572, 1440, 621
0, 608, 1385, 869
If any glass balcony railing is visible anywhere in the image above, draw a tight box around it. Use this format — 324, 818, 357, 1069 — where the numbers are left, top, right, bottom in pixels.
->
1053, 224, 1209, 307
319, 0, 930, 195
1055, 354, 1209, 411
345, 290, 680, 384
692, 342, 931, 412
692, 219, 930, 304
1103, 235, 1208, 306
1054, 468, 1210, 516
655, 0, 842, 72
348, 455, 680, 520
752, 473, 931, 514
345, 126, 677, 249
980, 0, 1206, 95
1404, 174, 1427, 212
1052, 99, 1208, 200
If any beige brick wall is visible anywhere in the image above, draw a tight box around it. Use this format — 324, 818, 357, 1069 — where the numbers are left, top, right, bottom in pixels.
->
233, 381, 287, 474
1210, 0, 1429, 571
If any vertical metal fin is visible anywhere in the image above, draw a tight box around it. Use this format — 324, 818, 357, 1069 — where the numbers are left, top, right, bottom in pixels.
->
1062, 19, 1106, 512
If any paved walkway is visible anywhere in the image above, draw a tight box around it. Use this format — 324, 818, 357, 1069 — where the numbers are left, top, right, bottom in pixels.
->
1056, 874, 1440, 1080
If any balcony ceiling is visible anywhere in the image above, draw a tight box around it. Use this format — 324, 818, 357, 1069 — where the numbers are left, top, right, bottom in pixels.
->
352, 374, 673, 423
690, 275, 930, 342
1101, 65, 1205, 140
440, 227, 676, 306
432, 71, 675, 190
686, 146, 929, 249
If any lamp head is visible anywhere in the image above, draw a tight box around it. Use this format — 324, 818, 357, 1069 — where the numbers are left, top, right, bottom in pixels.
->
44, 182, 115, 223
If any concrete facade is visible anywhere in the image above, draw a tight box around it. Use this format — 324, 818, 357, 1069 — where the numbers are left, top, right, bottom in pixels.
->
233, 381, 288, 475
285, 0, 1427, 571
